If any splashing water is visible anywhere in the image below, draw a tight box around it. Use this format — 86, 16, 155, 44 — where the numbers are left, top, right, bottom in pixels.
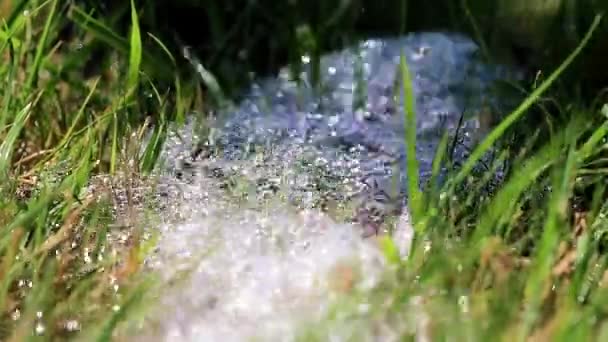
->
134, 32, 521, 341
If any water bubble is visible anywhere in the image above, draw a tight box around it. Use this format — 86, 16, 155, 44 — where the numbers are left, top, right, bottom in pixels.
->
423, 241, 432, 253
65, 320, 81, 332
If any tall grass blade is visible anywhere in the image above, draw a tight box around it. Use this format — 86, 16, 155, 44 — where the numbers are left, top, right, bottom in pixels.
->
110, 112, 119, 174
0, 99, 37, 180
147, 32, 176, 66
25, 0, 57, 90
522, 144, 578, 337
399, 51, 423, 229
128, 0, 142, 94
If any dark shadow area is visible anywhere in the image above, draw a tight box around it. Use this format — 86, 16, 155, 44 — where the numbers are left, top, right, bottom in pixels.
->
70, 1, 608, 99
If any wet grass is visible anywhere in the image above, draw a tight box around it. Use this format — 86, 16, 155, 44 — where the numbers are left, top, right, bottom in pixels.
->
0, 1, 196, 340
297, 14, 608, 341
2, 0, 608, 341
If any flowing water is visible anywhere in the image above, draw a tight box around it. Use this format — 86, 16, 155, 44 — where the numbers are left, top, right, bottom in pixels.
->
130, 32, 521, 341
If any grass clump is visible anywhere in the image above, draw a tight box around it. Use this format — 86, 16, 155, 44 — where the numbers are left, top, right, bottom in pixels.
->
296, 14, 608, 341
0, 0, 194, 340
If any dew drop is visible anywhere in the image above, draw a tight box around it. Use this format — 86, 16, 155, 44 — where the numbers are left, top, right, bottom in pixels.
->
35, 322, 45, 335
65, 319, 81, 332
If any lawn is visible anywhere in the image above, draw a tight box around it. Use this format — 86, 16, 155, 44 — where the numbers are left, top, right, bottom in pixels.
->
1, 1, 608, 341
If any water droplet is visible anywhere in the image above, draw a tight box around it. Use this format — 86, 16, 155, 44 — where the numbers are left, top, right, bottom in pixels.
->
35, 322, 45, 335
458, 295, 469, 313
64, 319, 80, 332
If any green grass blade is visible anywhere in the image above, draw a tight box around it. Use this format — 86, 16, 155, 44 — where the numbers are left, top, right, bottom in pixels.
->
140, 121, 166, 174
522, 144, 578, 337
0, 98, 38, 180
25, 0, 57, 90
5, 0, 30, 29
399, 50, 423, 229
147, 32, 176, 66
127, 0, 142, 94
110, 112, 119, 174
175, 75, 186, 125
429, 131, 450, 194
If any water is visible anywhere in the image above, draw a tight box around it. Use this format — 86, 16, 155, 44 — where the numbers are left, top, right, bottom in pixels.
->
134, 32, 520, 341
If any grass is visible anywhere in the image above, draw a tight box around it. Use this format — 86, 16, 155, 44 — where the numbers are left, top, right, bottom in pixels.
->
296, 14, 608, 342
1, 0, 608, 341
0, 1, 196, 340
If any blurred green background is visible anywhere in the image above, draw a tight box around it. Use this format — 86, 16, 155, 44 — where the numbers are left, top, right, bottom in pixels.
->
58, 0, 608, 97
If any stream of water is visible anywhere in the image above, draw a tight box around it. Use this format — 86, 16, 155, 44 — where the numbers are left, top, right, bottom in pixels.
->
132, 31, 521, 341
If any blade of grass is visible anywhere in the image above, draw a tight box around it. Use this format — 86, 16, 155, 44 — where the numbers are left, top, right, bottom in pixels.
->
399, 50, 423, 230
0, 35, 17, 132
110, 111, 119, 174
522, 143, 579, 338
127, 0, 142, 95
0, 96, 41, 180
25, 0, 57, 90
147, 32, 175, 66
